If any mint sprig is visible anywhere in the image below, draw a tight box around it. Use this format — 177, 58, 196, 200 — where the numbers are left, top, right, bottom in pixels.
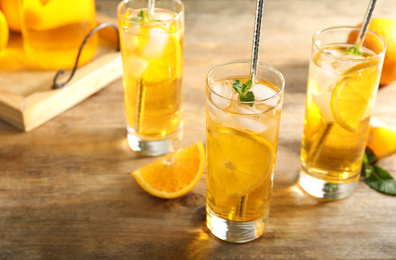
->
361, 147, 396, 196
233, 79, 255, 107
344, 46, 364, 56
132, 10, 162, 22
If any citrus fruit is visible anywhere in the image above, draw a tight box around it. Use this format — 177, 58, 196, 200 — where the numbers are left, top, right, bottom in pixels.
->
348, 18, 396, 85
208, 128, 273, 197
142, 33, 181, 86
0, 0, 21, 32
330, 60, 380, 132
0, 9, 8, 52
131, 142, 205, 199
367, 118, 396, 159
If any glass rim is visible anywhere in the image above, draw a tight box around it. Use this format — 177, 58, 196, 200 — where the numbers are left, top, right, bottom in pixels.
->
312, 25, 387, 62
206, 59, 285, 105
117, 0, 184, 26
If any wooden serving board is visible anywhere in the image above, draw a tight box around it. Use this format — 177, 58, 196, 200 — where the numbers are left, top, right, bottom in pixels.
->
0, 14, 122, 131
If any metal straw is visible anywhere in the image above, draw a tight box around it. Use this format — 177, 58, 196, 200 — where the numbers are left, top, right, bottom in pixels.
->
237, 0, 265, 219
148, 0, 155, 19
355, 0, 378, 50
249, 0, 265, 84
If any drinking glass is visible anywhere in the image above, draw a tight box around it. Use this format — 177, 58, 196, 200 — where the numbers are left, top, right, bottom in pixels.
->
206, 60, 285, 243
298, 26, 386, 199
117, 0, 184, 156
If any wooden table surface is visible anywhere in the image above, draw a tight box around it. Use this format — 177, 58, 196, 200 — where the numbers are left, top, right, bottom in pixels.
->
1, 0, 396, 259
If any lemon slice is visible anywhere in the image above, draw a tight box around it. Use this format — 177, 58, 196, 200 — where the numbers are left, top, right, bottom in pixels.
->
208, 128, 273, 197
330, 60, 380, 132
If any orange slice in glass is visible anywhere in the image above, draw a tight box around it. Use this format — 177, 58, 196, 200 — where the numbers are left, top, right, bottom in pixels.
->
208, 128, 273, 197
330, 60, 380, 132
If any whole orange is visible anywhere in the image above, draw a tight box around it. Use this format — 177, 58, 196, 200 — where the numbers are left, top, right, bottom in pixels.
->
349, 18, 396, 86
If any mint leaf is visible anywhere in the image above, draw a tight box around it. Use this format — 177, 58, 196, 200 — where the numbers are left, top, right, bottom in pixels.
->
365, 165, 396, 196
366, 147, 376, 164
242, 79, 252, 93
240, 91, 255, 107
362, 147, 396, 196
345, 46, 363, 56
131, 10, 162, 22
233, 80, 243, 93
132, 10, 147, 22
232, 79, 255, 106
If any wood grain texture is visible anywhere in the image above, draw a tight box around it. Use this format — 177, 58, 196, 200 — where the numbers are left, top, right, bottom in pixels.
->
1, 0, 396, 259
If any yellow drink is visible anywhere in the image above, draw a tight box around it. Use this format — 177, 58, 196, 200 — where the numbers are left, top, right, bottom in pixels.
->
118, 0, 184, 156
206, 61, 284, 243
299, 27, 386, 199
20, 0, 98, 69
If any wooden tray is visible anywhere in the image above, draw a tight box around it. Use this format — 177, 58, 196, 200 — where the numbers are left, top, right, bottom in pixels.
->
0, 14, 122, 131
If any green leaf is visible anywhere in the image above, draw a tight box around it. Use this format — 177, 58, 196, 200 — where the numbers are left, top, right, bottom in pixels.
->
365, 165, 396, 196
233, 80, 243, 94
131, 10, 161, 22
365, 147, 376, 164
345, 46, 363, 56
233, 79, 255, 106
242, 79, 252, 93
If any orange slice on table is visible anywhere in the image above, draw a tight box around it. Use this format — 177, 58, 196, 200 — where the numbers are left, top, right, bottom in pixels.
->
132, 142, 205, 199
208, 128, 273, 197
367, 118, 396, 159
330, 60, 380, 132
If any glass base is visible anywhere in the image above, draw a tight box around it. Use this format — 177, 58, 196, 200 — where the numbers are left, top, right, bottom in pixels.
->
298, 168, 358, 200
127, 127, 182, 156
206, 208, 268, 243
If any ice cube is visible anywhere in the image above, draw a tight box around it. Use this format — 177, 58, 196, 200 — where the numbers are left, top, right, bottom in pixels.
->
250, 83, 280, 107
311, 59, 340, 92
124, 55, 149, 79
231, 114, 268, 133
141, 27, 169, 59
311, 92, 334, 122
151, 11, 175, 22
234, 104, 261, 114
207, 99, 227, 123
122, 32, 139, 52
210, 80, 234, 110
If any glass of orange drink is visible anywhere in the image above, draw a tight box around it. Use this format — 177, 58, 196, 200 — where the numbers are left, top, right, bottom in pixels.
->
117, 0, 184, 156
206, 60, 285, 243
19, 0, 98, 69
298, 26, 386, 200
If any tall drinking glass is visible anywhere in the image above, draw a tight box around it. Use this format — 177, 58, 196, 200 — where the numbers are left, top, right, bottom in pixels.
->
298, 26, 386, 200
206, 60, 285, 243
117, 0, 184, 156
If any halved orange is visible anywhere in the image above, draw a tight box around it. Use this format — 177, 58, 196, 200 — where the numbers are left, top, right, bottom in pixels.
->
132, 142, 205, 199
330, 60, 380, 132
367, 118, 396, 159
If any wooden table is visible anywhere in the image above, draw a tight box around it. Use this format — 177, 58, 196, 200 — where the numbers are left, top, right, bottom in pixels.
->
1, 0, 396, 259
